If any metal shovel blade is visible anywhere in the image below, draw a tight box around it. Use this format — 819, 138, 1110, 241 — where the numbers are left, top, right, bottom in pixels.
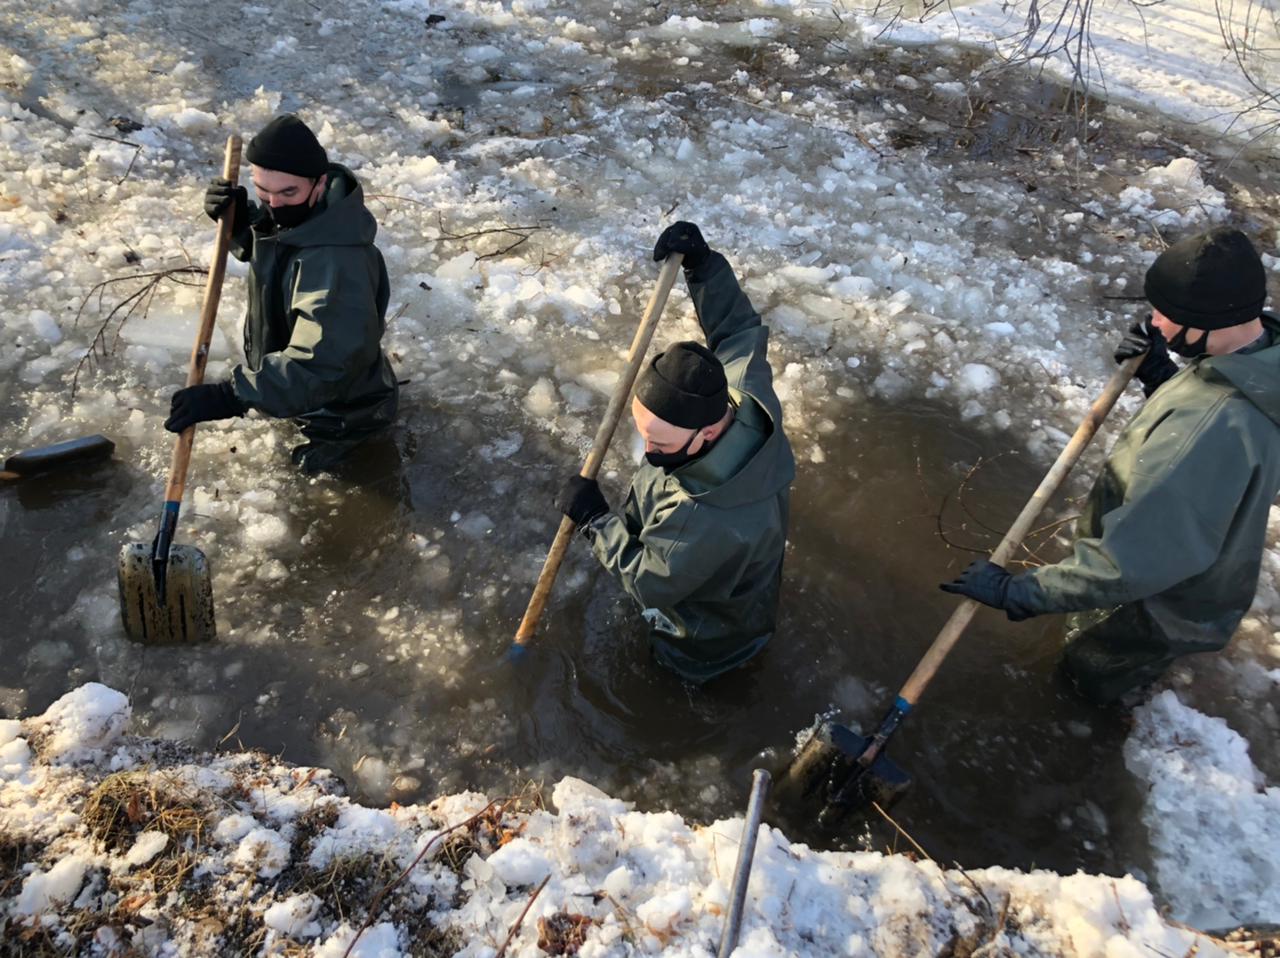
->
775, 720, 913, 825
826, 723, 913, 814
117, 541, 216, 645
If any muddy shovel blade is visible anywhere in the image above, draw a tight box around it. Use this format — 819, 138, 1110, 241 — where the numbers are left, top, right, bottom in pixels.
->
823, 725, 913, 819
117, 541, 216, 645
775, 720, 912, 825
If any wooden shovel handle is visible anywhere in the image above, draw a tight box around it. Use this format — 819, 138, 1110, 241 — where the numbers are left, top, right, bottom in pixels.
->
513, 253, 685, 646
897, 354, 1143, 705
163, 134, 241, 504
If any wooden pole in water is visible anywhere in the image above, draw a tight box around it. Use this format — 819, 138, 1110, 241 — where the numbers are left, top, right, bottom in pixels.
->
511, 253, 684, 650
775, 356, 1143, 816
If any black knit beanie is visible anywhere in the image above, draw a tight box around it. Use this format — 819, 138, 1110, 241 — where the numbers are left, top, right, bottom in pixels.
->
1144, 227, 1267, 330
634, 341, 729, 429
245, 115, 329, 178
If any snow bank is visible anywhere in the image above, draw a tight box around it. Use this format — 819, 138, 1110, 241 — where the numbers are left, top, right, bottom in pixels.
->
27, 683, 130, 762
0, 686, 1245, 957
1124, 690, 1280, 929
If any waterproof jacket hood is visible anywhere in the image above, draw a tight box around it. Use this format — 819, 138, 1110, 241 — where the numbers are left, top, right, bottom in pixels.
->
1197, 313, 1280, 423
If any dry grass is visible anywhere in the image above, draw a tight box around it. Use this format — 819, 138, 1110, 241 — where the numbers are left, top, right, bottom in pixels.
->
288, 800, 341, 861
437, 830, 482, 875
83, 770, 208, 896
290, 852, 402, 923
0, 835, 46, 902
2, 775, 536, 958
0, 902, 147, 958
537, 912, 596, 956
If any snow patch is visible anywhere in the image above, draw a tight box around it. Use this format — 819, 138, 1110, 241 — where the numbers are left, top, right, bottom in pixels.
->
1124, 691, 1280, 928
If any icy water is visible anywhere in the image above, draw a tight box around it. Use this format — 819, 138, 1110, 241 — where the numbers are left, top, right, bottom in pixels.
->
3, 0, 1279, 890
0, 395, 1146, 876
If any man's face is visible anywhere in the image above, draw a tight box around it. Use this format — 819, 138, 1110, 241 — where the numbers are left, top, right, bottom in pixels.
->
631, 397, 708, 456
1150, 308, 1206, 348
250, 166, 325, 209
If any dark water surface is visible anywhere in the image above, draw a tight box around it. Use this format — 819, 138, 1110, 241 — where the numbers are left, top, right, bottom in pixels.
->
0, 397, 1151, 879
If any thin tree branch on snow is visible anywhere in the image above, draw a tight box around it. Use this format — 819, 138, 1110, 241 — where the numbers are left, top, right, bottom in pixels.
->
69, 266, 208, 400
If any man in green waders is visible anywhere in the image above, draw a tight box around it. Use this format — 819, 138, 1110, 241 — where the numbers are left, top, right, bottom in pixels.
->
164, 114, 398, 474
556, 223, 796, 683
942, 227, 1280, 705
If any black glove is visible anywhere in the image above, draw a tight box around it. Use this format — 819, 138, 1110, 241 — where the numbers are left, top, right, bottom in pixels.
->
653, 221, 710, 270
1114, 316, 1178, 397
164, 381, 246, 433
204, 177, 248, 226
556, 475, 609, 528
939, 558, 1040, 622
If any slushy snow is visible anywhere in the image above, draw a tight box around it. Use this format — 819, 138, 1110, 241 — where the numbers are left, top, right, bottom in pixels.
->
1124, 691, 1280, 929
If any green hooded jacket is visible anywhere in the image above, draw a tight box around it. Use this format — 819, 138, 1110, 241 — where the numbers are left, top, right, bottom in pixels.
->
226, 163, 398, 442
583, 253, 796, 682
1020, 314, 1280, 684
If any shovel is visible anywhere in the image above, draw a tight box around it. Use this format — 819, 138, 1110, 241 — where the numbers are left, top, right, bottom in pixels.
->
117, 133, 240, 645
777, 355, 1143, 821
510, 252, 685, 655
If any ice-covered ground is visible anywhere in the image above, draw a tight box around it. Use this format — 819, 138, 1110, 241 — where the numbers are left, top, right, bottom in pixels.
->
2, 0, 1280, 947
783, 0, 1280, 143
0, 685, 1257, 956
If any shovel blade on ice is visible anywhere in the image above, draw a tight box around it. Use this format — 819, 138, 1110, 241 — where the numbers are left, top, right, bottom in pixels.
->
822, 723, 913, 819
117, 541, 216, 645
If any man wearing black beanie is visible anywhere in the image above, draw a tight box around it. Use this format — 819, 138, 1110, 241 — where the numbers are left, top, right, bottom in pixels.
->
556, 223, 795, 683
942, 227, 1280, 705
164, 113, 399, 474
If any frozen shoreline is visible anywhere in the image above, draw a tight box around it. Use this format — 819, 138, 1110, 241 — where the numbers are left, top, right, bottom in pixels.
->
0, 684, 1262, 957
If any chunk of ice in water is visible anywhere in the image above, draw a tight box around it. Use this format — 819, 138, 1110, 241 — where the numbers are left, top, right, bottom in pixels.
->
524, 378, 557, 418
27, 309, 61, 343
957, 363, 1000, 394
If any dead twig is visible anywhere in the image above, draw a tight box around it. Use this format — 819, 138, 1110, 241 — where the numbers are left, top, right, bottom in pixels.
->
476, 232, 532, 260
340, 799, 503, 958
87, 132, 142, 148
870, 801, 932, 862
494, 874, 551, 958
935, 453, 1071, 568
69, 266, 208, 400
953, 860, 995, 916
434, 211, 544, 242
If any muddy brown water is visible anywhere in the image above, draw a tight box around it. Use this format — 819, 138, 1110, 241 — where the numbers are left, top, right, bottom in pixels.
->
0, 396, 1152, 878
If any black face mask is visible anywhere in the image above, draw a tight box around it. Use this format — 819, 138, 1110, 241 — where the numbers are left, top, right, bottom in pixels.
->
645, 429, 704, 471
266, 178, 320, 230
267, 199, 314, 231
1166, 325, 1211, 359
